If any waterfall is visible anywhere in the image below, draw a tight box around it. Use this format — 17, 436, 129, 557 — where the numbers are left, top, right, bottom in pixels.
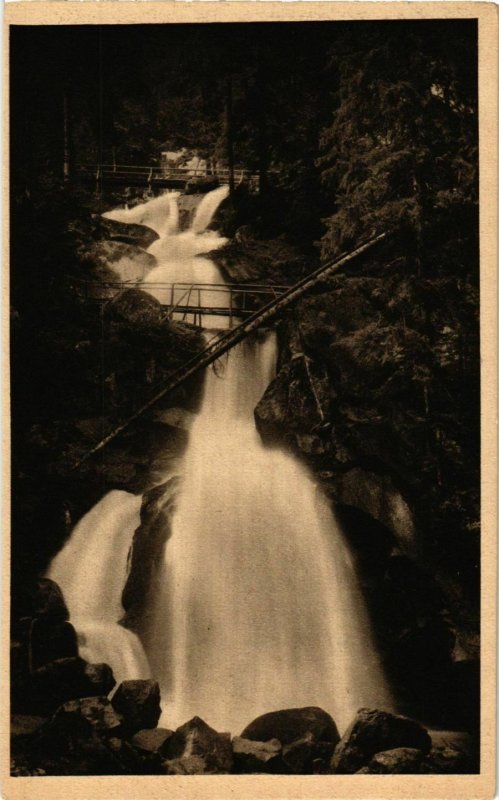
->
143, 188, 230, 322
47, 491, 151, 687
146, 334, 393, 734
102, 191, 179, 237
49, 186, 392, 738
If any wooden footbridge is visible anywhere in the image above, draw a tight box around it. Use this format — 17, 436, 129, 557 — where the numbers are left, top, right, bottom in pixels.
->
81, 279, 292, 327
75, 163, 264, 192
73, 232, 387, 469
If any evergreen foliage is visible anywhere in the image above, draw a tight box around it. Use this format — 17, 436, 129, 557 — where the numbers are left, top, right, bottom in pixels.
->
318, 21, 478, 273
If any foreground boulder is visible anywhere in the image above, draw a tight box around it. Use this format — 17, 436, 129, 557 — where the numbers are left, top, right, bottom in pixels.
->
331, 708, 431, 773
241, 707, 339, 748
359, 747, 424, 774
48, 696, 123, 741
30, 619, 78, 669
111, 680, 161, 736
163, 716, 233, 774
232, 736, 283, 773
422, 730, 476, 774
34, 697, 125, 775
282, 732, 319, 774
11, 714, 48, 741
105, 289, 164, 330
131, 727, 174, 757
30, 657, 116, 714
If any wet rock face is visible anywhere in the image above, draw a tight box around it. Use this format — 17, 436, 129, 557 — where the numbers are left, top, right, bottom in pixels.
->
241, 707, 340, 748
80, 240, 157, 285
121, 477, 181, 633
330, 708, 431, 774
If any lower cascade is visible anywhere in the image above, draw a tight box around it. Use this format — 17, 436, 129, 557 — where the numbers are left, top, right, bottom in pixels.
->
146, 333, 393, 734
47, 491, 151, 688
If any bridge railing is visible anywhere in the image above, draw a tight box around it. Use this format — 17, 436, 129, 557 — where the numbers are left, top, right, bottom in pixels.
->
78, 279, 292, 327
74, 163, 279, 190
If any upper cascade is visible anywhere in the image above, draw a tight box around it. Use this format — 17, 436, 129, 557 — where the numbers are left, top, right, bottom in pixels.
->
102, 191, 180, 237
102, 186, 231, 327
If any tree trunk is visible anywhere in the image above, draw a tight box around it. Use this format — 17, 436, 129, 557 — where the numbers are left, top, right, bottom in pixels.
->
256, 40, 268, 197
226, 71, 235, 194
62, 90, 71, 180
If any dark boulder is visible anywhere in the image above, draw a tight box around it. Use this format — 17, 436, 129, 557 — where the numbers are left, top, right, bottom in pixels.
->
362, 747, 424, 774
11, 714, 48, 741
282, 732, 318, 774
162, 755, 210, 775
331, 708, 431, 774
38, 697, 124, 772
48, 696, 123, 741
449, 659, 480, 734
36, 700, 148, 776
100, 218, 158, 250
422, 745, 471, 774
30, 619, 78, 669
39, 732, 132, 776
421, 730, 476, 773
131, 727, 174, 757
83, 662, 116, 695
111, 680, 161, 736
30, 657, 116, 714
241, 707, 339, 748
105, 736, 144, 774
311, 741, 337, 774
105, 288, 164, 330
232, 736, 283, 773
164, 716, 233, 774
31, 579, 69, 622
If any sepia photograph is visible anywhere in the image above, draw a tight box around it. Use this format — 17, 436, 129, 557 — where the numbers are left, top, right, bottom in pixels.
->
3, 3, 497, 798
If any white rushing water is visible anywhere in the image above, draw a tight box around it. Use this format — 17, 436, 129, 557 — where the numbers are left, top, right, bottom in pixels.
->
50, 186, 392, 735
47, 491, 151, 687
103, 187, 231, 322
147, 334, 393, 734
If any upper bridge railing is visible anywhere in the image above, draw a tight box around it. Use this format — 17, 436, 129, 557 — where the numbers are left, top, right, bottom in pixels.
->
79, 279, 292, 328
74, 163, 276, 192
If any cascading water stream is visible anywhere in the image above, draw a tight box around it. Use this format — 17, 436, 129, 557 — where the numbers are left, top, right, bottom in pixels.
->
146, 333, 393, 734
49, 187, 393, 736
47, 491, 151, 687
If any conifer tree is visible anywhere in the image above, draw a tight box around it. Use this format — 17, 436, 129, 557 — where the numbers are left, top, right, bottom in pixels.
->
318, 21, 478, 277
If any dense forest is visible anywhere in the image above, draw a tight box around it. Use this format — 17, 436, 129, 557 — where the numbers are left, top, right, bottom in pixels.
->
10, 20, 480, 776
